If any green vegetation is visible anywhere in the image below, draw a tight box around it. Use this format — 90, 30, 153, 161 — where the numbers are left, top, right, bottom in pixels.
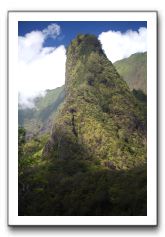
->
18, 85, 65, 137
19, 34, 147, 216
114, 52, 147, 94
19, 151, 147, 216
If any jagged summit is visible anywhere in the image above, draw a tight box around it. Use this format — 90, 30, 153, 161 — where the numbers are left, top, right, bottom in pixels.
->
43, 34, 146, 170
67, 34, 104, 58
65, 34, 114, 94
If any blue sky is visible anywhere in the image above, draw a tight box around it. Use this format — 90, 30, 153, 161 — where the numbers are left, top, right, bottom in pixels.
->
18, 21, 147, 107
18, 21, 147, 48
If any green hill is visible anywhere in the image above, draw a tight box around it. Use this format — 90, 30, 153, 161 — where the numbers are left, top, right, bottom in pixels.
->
114, 52, 147, 94
18, 35, 147, 216
18, 85, 65, 137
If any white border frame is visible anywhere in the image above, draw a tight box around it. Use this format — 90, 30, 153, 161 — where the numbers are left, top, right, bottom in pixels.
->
8, 11, 157, 226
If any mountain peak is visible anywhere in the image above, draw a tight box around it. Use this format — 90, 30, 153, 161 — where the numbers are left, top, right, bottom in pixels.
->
67, 34, 104, 58
43, 34, 146, 170
65, 34, 117, 96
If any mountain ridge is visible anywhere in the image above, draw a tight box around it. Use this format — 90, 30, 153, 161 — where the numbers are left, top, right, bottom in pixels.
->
114, 52, 147, 94
18, 85, 65, 137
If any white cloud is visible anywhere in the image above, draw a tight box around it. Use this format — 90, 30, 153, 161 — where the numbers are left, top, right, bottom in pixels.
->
18, 31, 45, 63
98, 27, 147, 63
42, 23, 61, 39
18, 23, 66, 108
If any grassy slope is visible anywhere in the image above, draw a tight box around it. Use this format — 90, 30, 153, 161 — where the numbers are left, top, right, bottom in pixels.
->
114, 52, 147, 94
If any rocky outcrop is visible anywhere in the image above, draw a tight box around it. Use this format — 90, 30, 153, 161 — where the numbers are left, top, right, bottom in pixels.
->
43, 34, 147, 170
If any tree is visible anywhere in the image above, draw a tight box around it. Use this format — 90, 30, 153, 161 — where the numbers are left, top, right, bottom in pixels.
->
18, 127, 26, 158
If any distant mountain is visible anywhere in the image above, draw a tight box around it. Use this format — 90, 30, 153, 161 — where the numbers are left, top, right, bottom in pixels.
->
18, 85, 65, 137
114, 52, 147, 94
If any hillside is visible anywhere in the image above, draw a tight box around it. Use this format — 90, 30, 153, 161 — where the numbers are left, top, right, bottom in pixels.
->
114, 52, 147, 94
18, 85, 65, 137
18, 34, 147, 216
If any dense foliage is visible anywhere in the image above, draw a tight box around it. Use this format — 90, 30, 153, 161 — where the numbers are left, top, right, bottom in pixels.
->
19, 150, 147, 216
19, 34, 147, 216
45, 34, 147, 169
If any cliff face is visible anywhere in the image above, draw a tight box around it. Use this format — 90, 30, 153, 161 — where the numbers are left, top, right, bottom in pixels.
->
43, 34, 146, 170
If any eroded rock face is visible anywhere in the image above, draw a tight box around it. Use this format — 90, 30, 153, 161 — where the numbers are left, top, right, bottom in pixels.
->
43, 34, 147, 169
